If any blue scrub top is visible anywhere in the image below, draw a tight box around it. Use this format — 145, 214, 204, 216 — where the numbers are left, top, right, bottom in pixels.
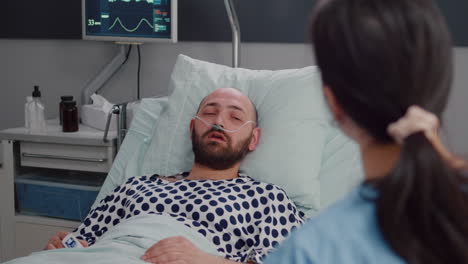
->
263, 184, 405, 264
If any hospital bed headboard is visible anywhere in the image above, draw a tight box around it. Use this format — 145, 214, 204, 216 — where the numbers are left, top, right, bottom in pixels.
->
93, 54, 363, 218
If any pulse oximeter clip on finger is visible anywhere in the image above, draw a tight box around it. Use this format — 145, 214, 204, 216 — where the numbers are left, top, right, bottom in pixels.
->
62, 233, 84, 249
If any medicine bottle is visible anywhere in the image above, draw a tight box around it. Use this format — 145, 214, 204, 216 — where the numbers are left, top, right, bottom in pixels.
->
62, 100, 79, 132
59, 96, 73, 125
28, 86, 47, 134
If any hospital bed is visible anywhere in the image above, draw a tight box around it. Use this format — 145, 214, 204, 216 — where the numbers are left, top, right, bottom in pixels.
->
4, 54, 363, 264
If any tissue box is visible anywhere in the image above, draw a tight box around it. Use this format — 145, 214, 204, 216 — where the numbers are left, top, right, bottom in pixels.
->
81, 104, 116, 131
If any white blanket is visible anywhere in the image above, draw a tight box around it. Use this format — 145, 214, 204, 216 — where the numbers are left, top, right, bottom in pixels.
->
5, 214, 221, 264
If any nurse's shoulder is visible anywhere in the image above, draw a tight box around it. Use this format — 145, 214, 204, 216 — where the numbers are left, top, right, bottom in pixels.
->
265, 185, 405, 264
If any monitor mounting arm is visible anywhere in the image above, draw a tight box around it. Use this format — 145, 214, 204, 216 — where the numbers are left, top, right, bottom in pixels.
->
80, 44, 129, 105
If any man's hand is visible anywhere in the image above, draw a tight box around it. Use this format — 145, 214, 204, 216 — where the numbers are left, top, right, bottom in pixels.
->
141, 236, 228, 264
44, 231, 88, 250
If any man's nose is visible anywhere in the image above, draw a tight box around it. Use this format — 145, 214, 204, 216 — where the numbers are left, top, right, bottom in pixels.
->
214, 114, 225, 128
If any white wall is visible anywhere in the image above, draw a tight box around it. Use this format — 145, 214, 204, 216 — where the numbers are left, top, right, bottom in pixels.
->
0, 39, 467, 154
443, 48, 468, 154
0, 40, 312, 125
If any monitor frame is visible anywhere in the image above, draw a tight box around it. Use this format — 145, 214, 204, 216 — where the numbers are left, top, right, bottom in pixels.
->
82, 0, 177, 43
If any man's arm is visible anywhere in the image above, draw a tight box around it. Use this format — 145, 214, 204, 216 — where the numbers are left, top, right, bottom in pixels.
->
141, 236, 254, 264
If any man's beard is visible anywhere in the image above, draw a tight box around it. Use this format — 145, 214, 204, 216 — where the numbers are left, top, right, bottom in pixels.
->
192, 127, 252, 170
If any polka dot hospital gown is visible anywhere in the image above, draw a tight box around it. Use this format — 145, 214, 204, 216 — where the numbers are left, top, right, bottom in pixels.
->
73, 174, 304, 263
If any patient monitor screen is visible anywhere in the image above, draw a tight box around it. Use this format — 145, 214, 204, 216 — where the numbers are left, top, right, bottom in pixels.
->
83, 0, 175, 42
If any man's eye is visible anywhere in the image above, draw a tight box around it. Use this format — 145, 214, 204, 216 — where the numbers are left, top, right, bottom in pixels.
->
204, 113, 215, 116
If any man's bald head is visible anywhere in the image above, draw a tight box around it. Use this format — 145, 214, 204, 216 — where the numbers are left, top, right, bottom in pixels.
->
196, 88, 258, 125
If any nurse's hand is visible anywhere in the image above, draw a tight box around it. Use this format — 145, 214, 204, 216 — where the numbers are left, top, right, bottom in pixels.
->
44, 231, 88, 250
141, 236, 239, 264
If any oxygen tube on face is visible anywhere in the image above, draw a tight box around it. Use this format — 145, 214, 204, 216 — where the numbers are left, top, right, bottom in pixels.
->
194, 116, 255, 133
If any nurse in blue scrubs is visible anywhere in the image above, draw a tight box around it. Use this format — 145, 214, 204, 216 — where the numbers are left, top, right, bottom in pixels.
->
264, 0, 468, 263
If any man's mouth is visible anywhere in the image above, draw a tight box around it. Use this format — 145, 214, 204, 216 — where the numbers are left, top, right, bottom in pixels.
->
207, 131, 227, 142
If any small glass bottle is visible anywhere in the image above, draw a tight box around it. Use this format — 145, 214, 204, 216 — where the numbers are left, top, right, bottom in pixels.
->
62, 100, 79, 132
59, 96, 73, 125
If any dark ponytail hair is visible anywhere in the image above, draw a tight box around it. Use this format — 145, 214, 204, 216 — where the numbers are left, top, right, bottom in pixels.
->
310, 0, 468, 263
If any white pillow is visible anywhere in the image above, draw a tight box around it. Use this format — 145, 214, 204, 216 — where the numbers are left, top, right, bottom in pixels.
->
142, 54, 341, 211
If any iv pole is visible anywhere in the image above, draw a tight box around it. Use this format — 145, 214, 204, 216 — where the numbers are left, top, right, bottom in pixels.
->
224, 0, 241, 68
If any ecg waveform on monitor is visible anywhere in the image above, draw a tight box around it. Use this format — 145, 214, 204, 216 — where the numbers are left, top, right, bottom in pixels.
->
109, 17, 154, 32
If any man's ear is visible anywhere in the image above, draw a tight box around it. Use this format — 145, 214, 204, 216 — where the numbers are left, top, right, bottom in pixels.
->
248, 127, 261, 151
323, 86, 345, 123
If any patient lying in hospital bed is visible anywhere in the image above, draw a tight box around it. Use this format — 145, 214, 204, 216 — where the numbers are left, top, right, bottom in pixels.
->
4, 54, 362, 264
6, 88, 303, 264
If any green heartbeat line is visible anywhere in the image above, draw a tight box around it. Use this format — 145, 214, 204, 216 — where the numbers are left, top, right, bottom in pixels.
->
109, 17, 154, 32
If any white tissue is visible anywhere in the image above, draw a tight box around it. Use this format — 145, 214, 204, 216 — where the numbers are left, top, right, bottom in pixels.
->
81, 94, 116, 131
91, 93, 114, 114
82, 94, 140, 131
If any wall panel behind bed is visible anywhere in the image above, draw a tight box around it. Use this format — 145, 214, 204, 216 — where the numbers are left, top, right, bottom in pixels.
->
0, 0, 466, 46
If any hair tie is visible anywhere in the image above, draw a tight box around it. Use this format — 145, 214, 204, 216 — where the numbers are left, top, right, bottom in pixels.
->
387, 106, 439, 144
387, 106, 467, 170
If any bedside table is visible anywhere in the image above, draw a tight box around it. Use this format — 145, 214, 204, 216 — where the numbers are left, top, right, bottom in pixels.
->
0, 120, 117, 261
